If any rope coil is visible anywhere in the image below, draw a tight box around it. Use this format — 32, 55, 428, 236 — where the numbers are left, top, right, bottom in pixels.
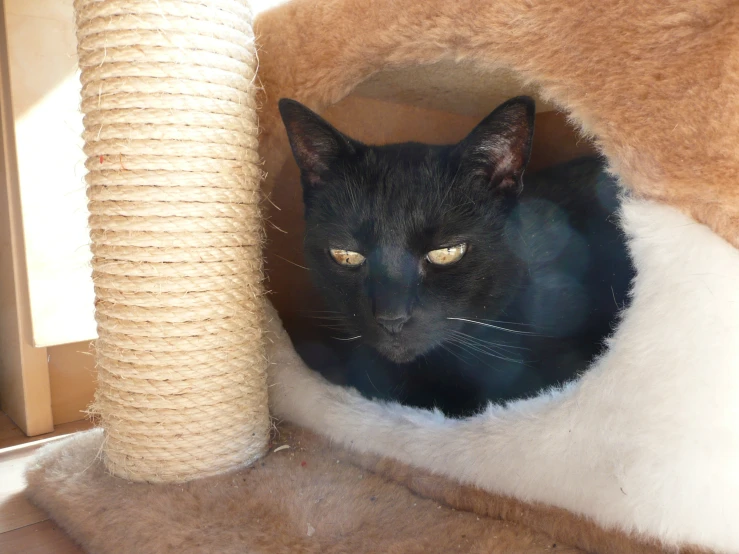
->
75, 0, 269, 483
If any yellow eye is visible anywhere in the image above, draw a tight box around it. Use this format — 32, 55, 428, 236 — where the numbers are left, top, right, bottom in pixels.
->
426, 243, 467, 265
329, 248, 366, 267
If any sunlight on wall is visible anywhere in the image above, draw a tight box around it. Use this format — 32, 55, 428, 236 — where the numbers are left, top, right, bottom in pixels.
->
6, 0, 94, 346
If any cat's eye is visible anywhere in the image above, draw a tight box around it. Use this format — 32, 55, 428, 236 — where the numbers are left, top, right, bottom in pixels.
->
425, 243, 467, 266
329, 248, 366, 267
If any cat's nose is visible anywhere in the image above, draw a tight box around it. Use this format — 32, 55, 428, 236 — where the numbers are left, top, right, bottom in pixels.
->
376, 314, 410, 335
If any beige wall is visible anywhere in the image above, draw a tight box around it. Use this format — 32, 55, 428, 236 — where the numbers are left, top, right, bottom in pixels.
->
0, 0, 95, 433
5, 0, 95, 349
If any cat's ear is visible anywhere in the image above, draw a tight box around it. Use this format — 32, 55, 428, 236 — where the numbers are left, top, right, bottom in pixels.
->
279, 98, 357, 186
456, 96, 535, 194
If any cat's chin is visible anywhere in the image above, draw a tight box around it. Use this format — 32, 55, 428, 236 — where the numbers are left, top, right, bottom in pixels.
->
372, 342, 425, 364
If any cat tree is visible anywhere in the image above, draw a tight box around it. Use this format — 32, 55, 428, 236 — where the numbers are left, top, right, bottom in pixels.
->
26, 0, 739, 553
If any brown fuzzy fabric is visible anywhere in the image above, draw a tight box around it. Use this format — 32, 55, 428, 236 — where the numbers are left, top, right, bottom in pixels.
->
26, 424, 709, 554
255, 0, 739, 247
26, 425, 582, 554
342, 450, 711, 554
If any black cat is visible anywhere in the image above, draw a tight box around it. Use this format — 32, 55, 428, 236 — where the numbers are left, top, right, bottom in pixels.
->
278, 96, 634, 418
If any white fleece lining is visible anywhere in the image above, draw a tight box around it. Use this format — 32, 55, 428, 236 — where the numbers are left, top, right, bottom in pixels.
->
267, 197, 739, 553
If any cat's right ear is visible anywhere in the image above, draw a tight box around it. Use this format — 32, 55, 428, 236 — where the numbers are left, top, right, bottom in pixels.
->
456, 96, 535, 195
279, 99, 356, 186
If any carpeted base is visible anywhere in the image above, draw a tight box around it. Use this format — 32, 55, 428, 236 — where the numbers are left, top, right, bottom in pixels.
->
25, 424, 693, 554
25, 425, 576, 554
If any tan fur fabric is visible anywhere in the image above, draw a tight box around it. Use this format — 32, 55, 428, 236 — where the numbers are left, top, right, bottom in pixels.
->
255, 0, 739, 247
27, 423, 710, 554
26, 425, 585, 554
343, 451, 711, 554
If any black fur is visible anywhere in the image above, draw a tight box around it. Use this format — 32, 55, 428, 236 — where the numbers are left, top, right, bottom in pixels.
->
279, 97, 635, 418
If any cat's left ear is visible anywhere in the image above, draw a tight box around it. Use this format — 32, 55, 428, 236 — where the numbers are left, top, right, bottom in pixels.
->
279, 98, 357, 186
456, 96, 535, 194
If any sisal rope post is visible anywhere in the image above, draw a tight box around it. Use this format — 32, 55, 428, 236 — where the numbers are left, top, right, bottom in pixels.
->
75, 0, 269, 482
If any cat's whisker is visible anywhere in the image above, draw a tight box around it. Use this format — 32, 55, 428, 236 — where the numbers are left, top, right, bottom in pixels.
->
429, 346, 478, 386
450, 330, 530, 352
365, 371, 381, 395
390, 377, 407, 398
447, 317, 541, 336
473, 318, 538, 328
316, 324, 353, 332
332, 335, 362, 341
448, 342, 521, 363
446, 338, 486, 362
445, 338, 504, 371
271, 254, 310, 271
439, 343, 470, 366
447, 335, 522, 364
450, 339, 524, 361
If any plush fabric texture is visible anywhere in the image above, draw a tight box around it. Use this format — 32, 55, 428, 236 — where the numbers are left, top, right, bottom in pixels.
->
267, 198, 739, 553
252, 3, 739, 549
255, 0, 739, 248
25, 426, 585, 554
27, 423, 703, 554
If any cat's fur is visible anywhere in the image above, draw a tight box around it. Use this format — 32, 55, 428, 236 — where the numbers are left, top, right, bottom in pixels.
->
279, 97, 634, 417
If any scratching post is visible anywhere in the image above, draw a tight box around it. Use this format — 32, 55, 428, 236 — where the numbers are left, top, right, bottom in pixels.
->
75, 0, 268, 482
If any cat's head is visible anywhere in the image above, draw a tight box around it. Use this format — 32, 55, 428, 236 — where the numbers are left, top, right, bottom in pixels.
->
279, 97, 535, 363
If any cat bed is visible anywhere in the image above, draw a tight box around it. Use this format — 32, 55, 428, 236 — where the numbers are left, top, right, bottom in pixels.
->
253, 0, 739, 552
27, 406, 699, 554
25, 0, 739, 553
